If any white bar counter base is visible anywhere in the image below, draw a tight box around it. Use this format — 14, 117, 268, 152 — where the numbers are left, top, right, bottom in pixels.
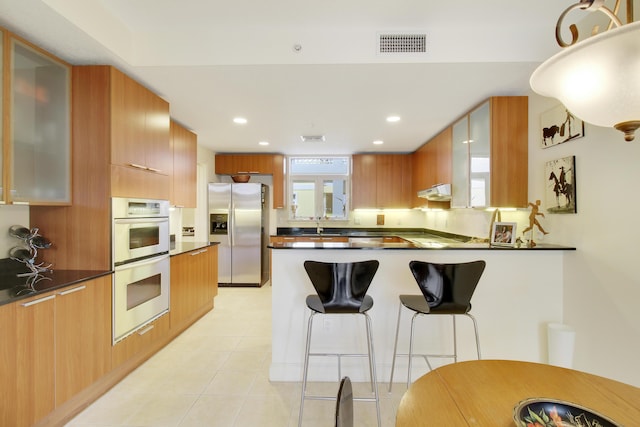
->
269, 247, 565, 383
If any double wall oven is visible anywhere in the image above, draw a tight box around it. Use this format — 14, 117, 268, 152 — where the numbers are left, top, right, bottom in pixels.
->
112, 197, 170, 344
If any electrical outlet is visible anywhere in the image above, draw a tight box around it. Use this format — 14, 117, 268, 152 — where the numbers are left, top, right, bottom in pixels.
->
377, 214, 385, 225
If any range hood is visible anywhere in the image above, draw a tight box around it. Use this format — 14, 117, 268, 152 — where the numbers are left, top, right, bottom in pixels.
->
417, 183, 451, 201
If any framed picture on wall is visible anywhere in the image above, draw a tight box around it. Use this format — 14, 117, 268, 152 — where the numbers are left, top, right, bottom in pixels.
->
545, 156, 577, 214
491, 222, 517, 247
540, 103, 585, 148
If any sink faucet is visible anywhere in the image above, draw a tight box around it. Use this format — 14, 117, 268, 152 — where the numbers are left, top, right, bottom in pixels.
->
316, 217, 323, 234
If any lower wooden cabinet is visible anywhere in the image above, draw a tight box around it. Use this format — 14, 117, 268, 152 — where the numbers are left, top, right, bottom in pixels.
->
112, 314, 170, 368
0, 275, 112, 427
170, 245, 218, 333
55, 276, 112, 405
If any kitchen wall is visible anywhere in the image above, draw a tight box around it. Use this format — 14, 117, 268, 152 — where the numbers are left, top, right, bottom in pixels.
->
0, 204, 30, 257
423, 92, 640, 387
527, 91, 640, 387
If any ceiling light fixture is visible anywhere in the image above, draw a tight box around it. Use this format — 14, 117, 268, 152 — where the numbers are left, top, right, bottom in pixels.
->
300, 135, 325, 142
386, 116, 401, 123
530, 0, 640, 141
373, 140, 384, 145
233, 117, 247, 124
258, 141, 269, 146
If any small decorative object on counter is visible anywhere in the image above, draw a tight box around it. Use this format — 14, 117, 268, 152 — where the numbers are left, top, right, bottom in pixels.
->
8, 225, 54, 280
521, 200, 549, 247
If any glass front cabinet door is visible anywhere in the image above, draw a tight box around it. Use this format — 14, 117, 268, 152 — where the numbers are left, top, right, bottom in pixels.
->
8, 36, 71, 204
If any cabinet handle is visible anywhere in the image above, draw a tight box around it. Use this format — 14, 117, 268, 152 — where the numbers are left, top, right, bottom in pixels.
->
21, 294, 55, 307
283, 237, 295, 241
191, 249, 205, 256
248, 171, 260, 174
237, 171, 250, 174
58, 285, 87, 296
12, 201, 30, 205
146, 167, 162, 173
137, 324, 155, 335
129, 163, 147, 170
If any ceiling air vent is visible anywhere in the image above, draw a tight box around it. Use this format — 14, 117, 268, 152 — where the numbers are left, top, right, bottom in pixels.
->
378, 33, 427, 53
300, 135, 326, 143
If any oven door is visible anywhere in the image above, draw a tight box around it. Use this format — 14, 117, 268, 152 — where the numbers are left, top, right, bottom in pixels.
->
113, 254, 170, 343
113, 217, 169, 265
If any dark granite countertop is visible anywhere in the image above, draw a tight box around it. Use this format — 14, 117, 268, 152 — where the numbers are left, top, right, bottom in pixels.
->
269, 241, 575, 250
274, 227, 469, 240
169, 241, 218, 257
0, 258, 111, 307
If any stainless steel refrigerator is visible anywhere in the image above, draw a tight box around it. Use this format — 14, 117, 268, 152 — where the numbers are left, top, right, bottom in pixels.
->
208, 182, 269, 287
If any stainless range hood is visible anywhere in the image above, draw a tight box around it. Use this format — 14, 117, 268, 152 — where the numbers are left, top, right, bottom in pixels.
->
417, 183, 451, 201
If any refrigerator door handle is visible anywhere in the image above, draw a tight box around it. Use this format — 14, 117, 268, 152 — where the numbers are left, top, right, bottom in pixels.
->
229, 201, 234, 247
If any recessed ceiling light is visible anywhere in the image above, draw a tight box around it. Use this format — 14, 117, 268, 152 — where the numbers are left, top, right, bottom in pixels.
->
233, 117, 247, 124
373, 140, 384, 145
258, 141, 269, 146
386, 116, 401, 123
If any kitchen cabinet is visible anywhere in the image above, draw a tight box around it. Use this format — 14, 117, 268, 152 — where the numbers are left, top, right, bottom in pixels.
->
412, 127, 452, 208
170, 120, 197, 208
0, 276, 112, 427
215, 153, 275, 175
451, 96, 528, 208
55, 275, 112, 406
170, 245, 218, 333
14, 291, 56, 427
5, 32, 71, 205
112, 313, 170, 368
111, 69, 171, 177
352, 154, 412, 209
110, 66, 171, 199
215, 153, 285, 209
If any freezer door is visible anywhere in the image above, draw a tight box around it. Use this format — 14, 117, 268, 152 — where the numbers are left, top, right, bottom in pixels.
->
231, 183, 262, 284
208, 183, 232, 283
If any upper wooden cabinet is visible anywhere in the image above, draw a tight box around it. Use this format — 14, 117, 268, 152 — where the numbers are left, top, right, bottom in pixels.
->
411, 127, 452, 208
215, 153, 275, 174
352, 154, 412, 209
73, 65, 171, 200
451, 96, 528, 208
110, 70, 171, 174
170, 120, 197, 208
215, 153, 285, 209
4, 30, 72, 205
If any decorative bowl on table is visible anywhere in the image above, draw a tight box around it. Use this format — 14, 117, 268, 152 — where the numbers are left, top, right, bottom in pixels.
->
513, 398, 621, 427
231, 174, 251, 183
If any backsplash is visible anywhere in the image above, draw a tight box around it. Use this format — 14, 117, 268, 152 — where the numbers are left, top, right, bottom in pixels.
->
0, 205, 30, 260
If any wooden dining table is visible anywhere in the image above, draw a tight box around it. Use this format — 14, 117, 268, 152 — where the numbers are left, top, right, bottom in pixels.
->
395, 359, 640, 426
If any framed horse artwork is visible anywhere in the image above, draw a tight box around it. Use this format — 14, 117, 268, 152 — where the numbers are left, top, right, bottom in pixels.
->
540, 103, 585, 148
545, 156, 577, 214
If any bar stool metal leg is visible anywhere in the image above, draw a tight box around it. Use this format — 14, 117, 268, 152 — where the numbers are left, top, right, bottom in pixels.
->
364, 312, 381, 427
298, 311, 316, 427
387, 302, 403, 392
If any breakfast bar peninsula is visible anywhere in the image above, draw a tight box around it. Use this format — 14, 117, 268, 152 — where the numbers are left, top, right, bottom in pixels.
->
268, 239, 574, 383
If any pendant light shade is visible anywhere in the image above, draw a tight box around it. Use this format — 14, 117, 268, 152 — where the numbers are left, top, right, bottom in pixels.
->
530, 17, 640, 141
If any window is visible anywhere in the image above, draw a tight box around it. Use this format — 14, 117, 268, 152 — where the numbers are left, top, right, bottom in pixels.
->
289, 157, 349, 220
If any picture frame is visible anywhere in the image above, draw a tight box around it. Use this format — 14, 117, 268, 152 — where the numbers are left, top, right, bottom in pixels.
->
540, 103, 585, 148
545, 155, 577, 214
491, 222, 517, 247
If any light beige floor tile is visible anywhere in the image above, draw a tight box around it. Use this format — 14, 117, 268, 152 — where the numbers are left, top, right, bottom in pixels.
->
178, 395, 244, 427
124, 392, 198, 426
233, 394, 293, 426
220, 350, 269, 371
203, 369, 257, 396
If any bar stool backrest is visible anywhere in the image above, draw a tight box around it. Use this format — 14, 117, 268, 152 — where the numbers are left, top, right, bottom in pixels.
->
409, 260, 486, 311
303, 260, 379, 313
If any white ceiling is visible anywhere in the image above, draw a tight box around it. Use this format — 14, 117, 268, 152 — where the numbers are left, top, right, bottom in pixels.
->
0, 0, 576, 155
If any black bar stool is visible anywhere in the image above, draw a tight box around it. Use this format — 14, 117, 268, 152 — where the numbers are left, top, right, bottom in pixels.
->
298, 260, 381, 427
388, 260, 486, 391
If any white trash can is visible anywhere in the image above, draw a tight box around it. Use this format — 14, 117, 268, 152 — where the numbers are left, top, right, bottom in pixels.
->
547, 323, 575, 368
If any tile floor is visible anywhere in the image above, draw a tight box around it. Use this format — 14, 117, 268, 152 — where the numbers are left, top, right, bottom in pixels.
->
66, 285, 406, 427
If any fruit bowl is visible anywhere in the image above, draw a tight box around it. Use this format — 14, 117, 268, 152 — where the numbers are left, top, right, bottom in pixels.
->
231, 174, 251, 183
513, 398, 620, 427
